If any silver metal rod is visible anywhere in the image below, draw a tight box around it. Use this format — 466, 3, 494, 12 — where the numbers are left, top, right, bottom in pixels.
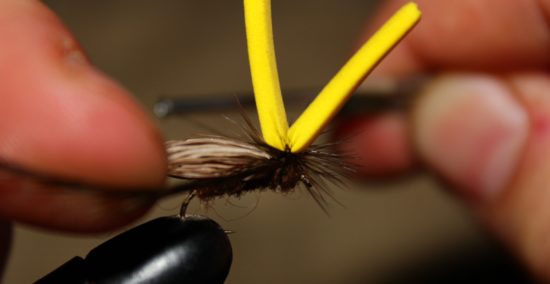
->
154, 76, 428, 118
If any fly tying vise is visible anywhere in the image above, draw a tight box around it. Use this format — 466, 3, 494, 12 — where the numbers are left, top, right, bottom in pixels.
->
167, 0, 422, 215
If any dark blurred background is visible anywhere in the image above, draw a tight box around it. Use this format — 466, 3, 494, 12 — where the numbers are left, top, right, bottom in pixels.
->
3, 1, 530, 283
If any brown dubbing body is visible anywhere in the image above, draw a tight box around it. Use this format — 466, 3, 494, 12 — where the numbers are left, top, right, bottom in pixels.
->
166, 136, 349, 208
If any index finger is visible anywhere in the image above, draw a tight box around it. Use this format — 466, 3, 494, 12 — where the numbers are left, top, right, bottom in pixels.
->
364, 0, 550, 76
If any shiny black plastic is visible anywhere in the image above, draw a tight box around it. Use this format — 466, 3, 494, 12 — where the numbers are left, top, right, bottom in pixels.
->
35, 216, 232, 284
35, 257, 87, 284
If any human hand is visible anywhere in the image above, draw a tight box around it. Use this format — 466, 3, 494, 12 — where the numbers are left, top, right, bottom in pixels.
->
0, 0, 168, 279
337, 0, 550, 280
0, 0, 167, 232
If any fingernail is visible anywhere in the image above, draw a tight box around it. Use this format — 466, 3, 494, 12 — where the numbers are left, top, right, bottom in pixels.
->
414, 74, 528, 201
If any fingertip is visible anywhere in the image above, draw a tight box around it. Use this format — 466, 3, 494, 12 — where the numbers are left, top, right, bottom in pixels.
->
0, 0, 166, 188
413, 74, 528, 201
0, 0, 166, 231
363, 0, 550, 76
411, 73, 550, 281
482, 73, 550, 280
335, 112, 415, 177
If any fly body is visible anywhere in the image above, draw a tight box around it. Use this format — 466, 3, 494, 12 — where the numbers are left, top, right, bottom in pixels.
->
166, 133, 350, 211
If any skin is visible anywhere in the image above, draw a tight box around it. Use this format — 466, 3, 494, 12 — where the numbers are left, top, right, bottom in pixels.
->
1, 0, 550, 282
0, 0, 166, 279
0, 0, 167, 233
337, 0, 550, 280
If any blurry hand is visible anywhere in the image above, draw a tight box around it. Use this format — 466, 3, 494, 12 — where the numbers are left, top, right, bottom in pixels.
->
339, 0, 550, 280
0, 0, 167, 234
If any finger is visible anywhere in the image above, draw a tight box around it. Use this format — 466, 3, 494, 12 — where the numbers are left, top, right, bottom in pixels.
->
0, 0, 166, 232
413, 73, 550, 280
365, 0, 550, 76
340, 0, 550, 176
334, 112, 414, 177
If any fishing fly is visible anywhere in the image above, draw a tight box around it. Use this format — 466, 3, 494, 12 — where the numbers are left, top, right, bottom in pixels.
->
166, 1, 421, 214
166, 121, 349, 214
0, 1, 421, 215
2, 2, 422, 283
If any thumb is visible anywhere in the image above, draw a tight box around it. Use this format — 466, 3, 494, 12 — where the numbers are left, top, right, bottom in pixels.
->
413, 73, 550, 280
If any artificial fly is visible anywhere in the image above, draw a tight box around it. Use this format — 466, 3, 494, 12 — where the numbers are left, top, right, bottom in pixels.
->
2, 3, 421, 283
166, 116, 350, 213
0, 1, 421, 215
167, 0, 421, 214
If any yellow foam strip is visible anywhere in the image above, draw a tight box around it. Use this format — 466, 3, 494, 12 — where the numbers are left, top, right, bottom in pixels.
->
288, 2, 421, 152
244, 0, 288, 150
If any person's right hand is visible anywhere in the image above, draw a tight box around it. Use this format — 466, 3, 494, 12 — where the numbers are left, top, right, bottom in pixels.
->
0, 0, 168, 279
0, 0, 167, 232
338, 0, 550, 280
